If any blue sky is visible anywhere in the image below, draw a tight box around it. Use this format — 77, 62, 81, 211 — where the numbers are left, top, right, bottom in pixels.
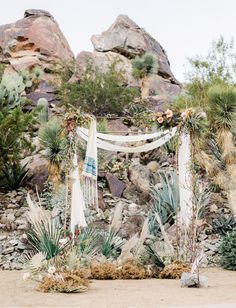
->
1, 0, 236, 81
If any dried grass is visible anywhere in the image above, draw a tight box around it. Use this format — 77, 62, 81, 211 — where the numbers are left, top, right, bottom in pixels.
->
38, 269, 89, 293
196, 151, 219, 176
217, 130, 236, 164
159, 261, 191, 279
90, 260, 152, 280
90, 262, 120, 280
119, 260, 148, 279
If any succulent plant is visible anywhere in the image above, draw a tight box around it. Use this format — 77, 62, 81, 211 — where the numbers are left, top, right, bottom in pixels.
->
37, 98, 49, 123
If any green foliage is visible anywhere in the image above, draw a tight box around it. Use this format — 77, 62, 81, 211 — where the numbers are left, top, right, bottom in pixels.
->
37, 98, 49, 124
213, 215, 236, 236
185, 37, 236, 108
0, 106, 35, 190
27, 221, 66, 260
58, 60, 139, 115
149, 170, 179, 236
220, 229, 236, 270
76, 227, 99, 256
39, 119, 65, 167
1, 162, 31, 190
208, 84, 236, 130
144, 241, 165, 268
132, 53, 158, 79
100, 229, 124, 258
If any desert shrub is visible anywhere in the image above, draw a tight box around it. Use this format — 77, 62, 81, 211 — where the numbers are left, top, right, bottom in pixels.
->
0, 73, 36, 189
57, 60, 139, 115
219, 229, 236, 270
185, 36, 236, 108
132, 53, 158, 79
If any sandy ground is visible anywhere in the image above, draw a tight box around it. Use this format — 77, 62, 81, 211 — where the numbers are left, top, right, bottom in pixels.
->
0, 268, 236, 308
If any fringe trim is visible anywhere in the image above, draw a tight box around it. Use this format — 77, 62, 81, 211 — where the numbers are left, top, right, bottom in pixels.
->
83, 176, 98, 210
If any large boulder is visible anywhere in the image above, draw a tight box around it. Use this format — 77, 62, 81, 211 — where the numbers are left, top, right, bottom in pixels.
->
0, 9, 74, 74
91, 15, 178, 83
73, 50, 138, 87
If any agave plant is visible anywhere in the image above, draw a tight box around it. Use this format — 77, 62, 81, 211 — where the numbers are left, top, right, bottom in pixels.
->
100, 229, 124, 259
149, 170, 179, 236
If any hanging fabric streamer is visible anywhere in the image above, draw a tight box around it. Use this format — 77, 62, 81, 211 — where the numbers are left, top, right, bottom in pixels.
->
77, 126, 177, 153
83, 119, 98, 210
178, 129, 193, 227
78, 126, 173, 142
70, 153, 87, 235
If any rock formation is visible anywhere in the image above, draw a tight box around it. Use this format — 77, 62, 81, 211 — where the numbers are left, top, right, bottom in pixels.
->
0, 9, 74, 74
74, 14, 182, 108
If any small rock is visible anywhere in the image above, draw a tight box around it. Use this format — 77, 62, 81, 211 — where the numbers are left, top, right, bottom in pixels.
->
105, 173, 126, 198
2, 247, 14, 255
180, 272, 208, 288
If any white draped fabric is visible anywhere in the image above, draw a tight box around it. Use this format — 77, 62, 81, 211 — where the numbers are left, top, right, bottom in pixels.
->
70, 154, 87, 235
77, 126, 177, 153
178, 130, 193, 227
70, 121, 193, 234
78, 127, 174, 142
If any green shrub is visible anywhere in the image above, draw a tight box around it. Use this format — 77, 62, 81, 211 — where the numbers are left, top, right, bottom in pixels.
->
57, 60, 139, 115
220, 229, 236, 270
185, 37, 236, 108
0, 106, 35, 190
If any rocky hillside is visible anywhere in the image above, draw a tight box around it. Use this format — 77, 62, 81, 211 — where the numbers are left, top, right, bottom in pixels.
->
0, 10, 181, 108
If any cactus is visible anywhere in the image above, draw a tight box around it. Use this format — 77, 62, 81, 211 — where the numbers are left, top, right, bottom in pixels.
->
37, 98, 49, 123
0, 72, 26, 108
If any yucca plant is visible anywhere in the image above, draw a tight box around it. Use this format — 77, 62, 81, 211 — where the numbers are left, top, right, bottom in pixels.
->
132, 53, 158, 97
208, 85, 236, 216
39, 119, 66, 181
